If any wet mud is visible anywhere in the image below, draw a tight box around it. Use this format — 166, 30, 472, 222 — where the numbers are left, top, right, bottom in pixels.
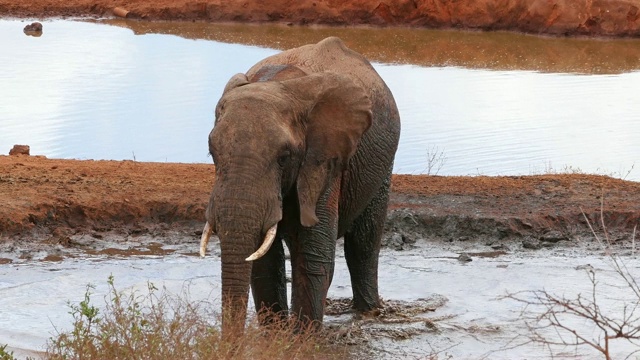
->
324, 296, 449, 350
2, 155, 640, 259
4, 235, 638, 359
1, 155, 639, 358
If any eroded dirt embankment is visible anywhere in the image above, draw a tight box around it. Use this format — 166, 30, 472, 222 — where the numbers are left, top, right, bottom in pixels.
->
2, 155, 640, 249
2, 0, 640, 37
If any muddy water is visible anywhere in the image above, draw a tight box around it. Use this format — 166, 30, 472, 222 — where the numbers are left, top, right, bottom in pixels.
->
1, 238, 639, 359
1, 20, 640, 179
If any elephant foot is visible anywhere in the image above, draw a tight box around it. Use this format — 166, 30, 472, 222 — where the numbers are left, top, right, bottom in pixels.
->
355, 307, 382, 320
256, 306, 289, 327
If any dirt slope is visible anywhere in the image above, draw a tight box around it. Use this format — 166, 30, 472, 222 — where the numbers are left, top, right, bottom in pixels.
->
3, 2, 640, 249
2, 155, 639, 248
2, 0, 640, 37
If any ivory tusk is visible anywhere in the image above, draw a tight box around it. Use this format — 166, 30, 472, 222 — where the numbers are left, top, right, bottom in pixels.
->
199, 222, 213, 258
245, 224, 278, 261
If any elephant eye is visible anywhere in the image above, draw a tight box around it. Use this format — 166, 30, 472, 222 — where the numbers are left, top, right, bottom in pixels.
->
277, 150, 291, 167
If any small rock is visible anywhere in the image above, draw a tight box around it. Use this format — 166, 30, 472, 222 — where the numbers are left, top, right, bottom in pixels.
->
540, 230, 566, 242
554, 240, 573, 248
389, 233, 404, 250
23, 22, 43, 36
382, 232, 416, 251
457, 253, 472, 262
113, 7, 130, 18
522, 239, 542, 250
9, 144, 30, 156
402, 234, 416, 244
128, 228, 147, 236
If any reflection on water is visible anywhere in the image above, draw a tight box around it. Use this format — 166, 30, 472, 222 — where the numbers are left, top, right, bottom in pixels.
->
0, 20, 638, 179
103, 19, 640, 74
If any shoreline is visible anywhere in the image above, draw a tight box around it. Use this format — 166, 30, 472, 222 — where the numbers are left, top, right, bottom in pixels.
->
2, 155, 639, 252
2, 2, 640, 252
2, 0, 640, 38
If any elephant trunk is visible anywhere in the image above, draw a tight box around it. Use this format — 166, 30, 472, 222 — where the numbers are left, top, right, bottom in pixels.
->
217, 214, 258, 334
220, 235, 253, 333
207, 183, 281, 334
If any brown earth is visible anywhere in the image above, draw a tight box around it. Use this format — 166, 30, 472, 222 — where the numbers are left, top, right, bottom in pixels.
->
2, 154, 639, 252
2, 0, 640, 37
3, 3, 640, 256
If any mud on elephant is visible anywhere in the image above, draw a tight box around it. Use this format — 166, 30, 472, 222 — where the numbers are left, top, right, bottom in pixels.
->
200, 36, 401, 331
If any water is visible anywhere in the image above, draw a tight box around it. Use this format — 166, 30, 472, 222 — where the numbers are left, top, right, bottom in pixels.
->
1, 240, 638, 359
1, 20, 639, 179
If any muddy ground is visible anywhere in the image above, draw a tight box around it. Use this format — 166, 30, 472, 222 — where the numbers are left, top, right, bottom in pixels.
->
3, 3, 640, 357
2, 152, 639, 355
2, 154, 639, 261
3, 0, 640, 37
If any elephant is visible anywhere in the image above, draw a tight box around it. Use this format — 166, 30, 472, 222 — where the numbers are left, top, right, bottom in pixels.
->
200, 36, 401, 331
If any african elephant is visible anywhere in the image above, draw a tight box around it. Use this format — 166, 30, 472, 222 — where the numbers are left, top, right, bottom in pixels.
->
200, 37, 401, 331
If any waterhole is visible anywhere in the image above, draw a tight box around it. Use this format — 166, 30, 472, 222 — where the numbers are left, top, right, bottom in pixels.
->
1, 20, 639, 179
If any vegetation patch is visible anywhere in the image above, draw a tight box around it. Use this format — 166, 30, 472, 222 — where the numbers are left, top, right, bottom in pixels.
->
5, 276, 351, 360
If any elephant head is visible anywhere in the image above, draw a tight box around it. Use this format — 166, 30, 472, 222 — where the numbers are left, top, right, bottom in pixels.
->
200, 68, 372, 329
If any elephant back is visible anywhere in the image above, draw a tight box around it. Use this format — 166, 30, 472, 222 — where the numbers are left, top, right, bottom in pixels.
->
246, 37, 385, 99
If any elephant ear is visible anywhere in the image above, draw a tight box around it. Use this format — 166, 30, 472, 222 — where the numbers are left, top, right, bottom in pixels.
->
281, 72, 372, 227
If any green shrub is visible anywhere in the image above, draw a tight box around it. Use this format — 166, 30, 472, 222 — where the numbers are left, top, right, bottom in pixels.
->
46, 275, 346, 360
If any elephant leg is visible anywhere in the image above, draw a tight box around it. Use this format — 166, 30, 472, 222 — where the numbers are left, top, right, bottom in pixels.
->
344, 173, 390, 313
290, 180, 340, 329
251, 236, 288, 324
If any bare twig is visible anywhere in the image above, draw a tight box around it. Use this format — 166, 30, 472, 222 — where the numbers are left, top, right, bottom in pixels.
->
424, 145, 446, 176
503, 196, 640, 359
632, 225, 636, 257
621, 163, 635, 181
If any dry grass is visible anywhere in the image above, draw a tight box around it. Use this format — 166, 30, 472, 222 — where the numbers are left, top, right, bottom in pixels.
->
42, 276, 349, 360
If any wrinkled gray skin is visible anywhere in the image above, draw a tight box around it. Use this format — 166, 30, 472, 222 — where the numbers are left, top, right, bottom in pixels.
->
206, 37, 400, 331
